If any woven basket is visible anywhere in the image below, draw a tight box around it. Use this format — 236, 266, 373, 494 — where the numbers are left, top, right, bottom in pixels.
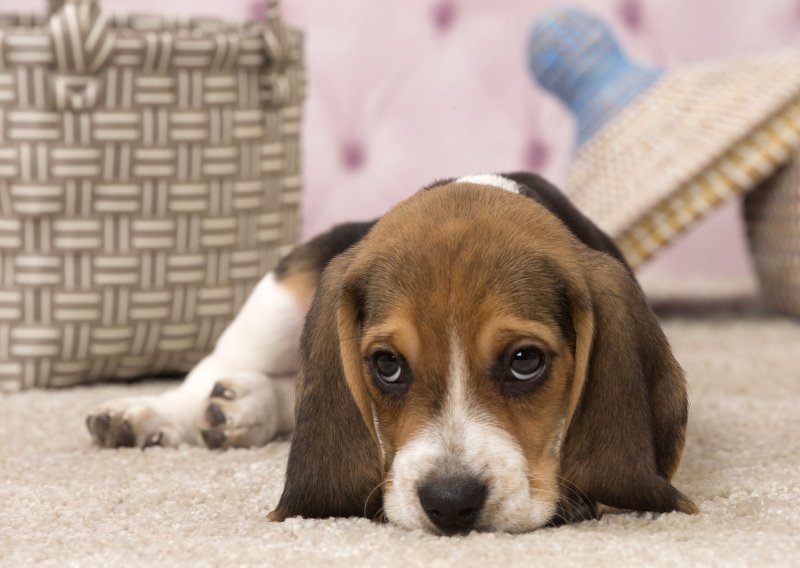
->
744, 158, 800, 316
0, 0, 304, 390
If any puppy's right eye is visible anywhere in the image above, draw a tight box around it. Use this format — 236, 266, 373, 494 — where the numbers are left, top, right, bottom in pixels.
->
372, 351, 402, 383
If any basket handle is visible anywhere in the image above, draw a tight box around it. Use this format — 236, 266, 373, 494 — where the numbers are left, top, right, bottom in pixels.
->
47, 0, 67, 14
49, 0, 114, 74
48, 0, 114, 110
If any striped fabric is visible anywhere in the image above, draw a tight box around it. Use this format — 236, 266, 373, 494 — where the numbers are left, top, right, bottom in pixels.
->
0, 0, 304, 390
616, 96, 800, 267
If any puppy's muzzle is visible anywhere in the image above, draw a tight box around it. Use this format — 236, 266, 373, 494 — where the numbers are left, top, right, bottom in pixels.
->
417, 475, 488, 534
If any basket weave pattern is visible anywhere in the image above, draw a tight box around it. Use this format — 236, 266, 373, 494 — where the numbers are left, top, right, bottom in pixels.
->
0, 0, 304, 390
745, 157, 800, 316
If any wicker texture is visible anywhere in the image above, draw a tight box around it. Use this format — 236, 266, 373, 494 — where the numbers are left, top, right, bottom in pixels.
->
0, 0, 304, 390
745, 157, 800, 316
528, 9, 800, 270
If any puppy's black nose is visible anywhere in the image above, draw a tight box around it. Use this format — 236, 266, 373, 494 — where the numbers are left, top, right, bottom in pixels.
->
417, 476, 487, 534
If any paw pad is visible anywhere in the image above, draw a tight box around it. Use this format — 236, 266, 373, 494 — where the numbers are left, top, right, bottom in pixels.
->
201, 429, 226, 449
205, 403, 227, 427
111, 420, 136, 447
87, 413, 111, 439
85, 401, 171, 448
211, 382, 236, 400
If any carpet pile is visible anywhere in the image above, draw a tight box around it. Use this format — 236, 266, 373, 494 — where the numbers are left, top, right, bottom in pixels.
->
2, 292, 799, 566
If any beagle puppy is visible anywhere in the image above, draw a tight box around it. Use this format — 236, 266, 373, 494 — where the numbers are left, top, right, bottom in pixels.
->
86, 173, 696, 534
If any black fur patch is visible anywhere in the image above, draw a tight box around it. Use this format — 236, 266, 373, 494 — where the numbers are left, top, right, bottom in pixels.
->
275, 221, 377, 281
500, 172, 628, 267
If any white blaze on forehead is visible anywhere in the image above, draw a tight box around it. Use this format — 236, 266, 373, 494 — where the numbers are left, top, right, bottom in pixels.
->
444, 333, 470, 429
454, 174, 522, 194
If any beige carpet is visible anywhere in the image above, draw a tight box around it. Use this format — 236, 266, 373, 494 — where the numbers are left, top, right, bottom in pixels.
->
2, 294, 800, 567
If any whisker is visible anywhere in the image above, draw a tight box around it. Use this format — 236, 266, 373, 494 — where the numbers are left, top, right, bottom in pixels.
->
553, 473, 592, 506
364, 477, 391, 519
371, 506, 386, 523
524, 473, 593, 525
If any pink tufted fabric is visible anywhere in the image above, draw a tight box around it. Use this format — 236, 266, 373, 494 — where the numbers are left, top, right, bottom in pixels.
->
5, 0, 800, 284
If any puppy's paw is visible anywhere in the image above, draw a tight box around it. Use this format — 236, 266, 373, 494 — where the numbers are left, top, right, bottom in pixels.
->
86, 398, 179, 449
201, 373, 279, 449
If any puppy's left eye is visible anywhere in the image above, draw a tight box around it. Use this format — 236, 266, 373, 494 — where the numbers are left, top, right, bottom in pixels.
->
368, 350, 411, 397
373, 351, 402, 383
509, 347, 547, 381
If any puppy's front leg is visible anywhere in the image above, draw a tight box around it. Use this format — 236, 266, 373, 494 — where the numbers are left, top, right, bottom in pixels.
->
85, 220, 376, 449
86, 272, 302, 449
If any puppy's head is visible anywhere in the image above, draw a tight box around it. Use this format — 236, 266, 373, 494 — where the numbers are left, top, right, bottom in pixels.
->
271, 183, 696, 534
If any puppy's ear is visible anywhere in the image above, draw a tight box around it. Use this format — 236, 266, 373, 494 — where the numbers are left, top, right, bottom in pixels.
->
268, 248, 382, 522
561, 250, 698, 516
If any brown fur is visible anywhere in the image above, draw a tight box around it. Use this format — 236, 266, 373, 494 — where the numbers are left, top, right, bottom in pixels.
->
269, 250, 383, 522
280, 270, 318, 312
560, 250, 697, 514
270, 182, 697, 525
